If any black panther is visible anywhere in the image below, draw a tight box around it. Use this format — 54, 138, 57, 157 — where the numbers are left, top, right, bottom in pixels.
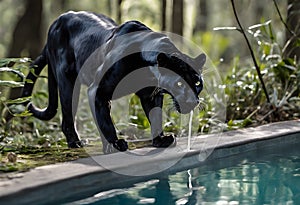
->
22, 11, 205, 153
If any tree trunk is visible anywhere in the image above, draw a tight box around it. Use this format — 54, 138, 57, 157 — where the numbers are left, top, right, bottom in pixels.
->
193, 0, 207, 34
6, 0, 43, 121
286, 0, 300, 60
117, 0, 123, 24
50, 0, 67, 16
171, 0, 184, 36
8, 0, 43, 58
106, 0, 112, 16
255, 0, 264, 23
161, 0, 167, 31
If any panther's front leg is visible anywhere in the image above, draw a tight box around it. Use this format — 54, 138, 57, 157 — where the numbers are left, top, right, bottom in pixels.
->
89, 90, 128, 153
97, 100, 128, 153
136, 88, 176, 148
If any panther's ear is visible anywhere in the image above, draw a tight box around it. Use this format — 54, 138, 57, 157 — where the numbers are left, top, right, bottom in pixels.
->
195, 53, 206, 69
157, 53, 168, 67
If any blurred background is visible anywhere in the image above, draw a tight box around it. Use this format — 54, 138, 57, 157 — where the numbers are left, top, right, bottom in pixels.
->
0, 0, 294, 63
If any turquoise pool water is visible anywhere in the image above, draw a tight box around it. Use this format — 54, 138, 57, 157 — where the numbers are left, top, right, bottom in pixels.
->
68, 143, 300, 205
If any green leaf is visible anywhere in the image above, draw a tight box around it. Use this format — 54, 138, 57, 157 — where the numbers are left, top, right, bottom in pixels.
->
227, 119, 234, 126
283, 64, 296, 71
13, 110, 33, 117
268, 23, 275, 41
248, 20, 272, 30
262, 43, 271, 56
0, 67, 16, 72
213, 26, 238, 31
0, 58, 31, 67
0, 80, 24, 88
26, 79, 34, 83
34, 91, 48, 98
242, 118, 252, 127
8, 104, 27, 115
0, 59, 13, 67
295, 38, 300, 47
0, 67, 25, 79
5, 96, 31, 105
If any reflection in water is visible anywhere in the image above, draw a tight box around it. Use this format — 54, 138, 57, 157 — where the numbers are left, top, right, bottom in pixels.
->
70, 149, 300, 205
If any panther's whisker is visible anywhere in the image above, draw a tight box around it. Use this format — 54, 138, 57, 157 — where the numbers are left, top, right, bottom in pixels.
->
197, 101, 208, 111
150, 87, 161, 99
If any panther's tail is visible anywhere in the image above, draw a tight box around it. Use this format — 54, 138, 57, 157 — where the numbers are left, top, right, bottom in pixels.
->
22, 47, 58, 120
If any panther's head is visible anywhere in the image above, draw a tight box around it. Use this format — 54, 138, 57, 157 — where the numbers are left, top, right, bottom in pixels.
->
155, 52, 206, 114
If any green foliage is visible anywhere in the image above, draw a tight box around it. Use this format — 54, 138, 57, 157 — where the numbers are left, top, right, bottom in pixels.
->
0, 59, 65, 156
0, 58, 31, 117
129, 95, 150, 129
192, 31, 230, 63
223, 19, 300, 125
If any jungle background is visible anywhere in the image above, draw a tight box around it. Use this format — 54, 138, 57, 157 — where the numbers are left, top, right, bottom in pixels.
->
0, 0, 299, 171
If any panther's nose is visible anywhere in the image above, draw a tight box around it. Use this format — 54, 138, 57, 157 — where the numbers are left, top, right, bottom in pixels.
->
186, 95, 199, 104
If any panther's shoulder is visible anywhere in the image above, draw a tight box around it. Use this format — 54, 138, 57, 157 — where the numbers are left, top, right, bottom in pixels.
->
58, 11, 116, 24
114, 20, 152, 36
52, 11, 117, 32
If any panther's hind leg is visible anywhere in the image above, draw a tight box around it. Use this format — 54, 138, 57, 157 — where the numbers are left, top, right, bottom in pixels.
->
136, 88, 176, 148
56, 65, 82, 148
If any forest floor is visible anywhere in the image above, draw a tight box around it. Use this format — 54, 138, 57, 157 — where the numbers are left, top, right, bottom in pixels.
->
0, 139, 152, 173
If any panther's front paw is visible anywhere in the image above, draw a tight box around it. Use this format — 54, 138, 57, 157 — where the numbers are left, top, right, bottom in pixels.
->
113, 139, 128, 151
153, 134, 176, 148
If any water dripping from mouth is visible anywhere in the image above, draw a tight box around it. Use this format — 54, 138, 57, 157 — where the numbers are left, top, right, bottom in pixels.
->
187, 110, 193, 151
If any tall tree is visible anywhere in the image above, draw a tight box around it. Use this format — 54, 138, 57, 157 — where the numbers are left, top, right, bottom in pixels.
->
8, 0, 43, 58
255, 1, 264, 23
5, 0, 43, 121
161, 0, 167, 31
193, 0, 207, 34
286, 0, 300, 60
171, 0, 184, 36
116, 0, 123, 24
106, 0, 112, 16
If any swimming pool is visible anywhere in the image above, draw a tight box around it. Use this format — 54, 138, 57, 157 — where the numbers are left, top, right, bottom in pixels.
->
66, 141, 300, 205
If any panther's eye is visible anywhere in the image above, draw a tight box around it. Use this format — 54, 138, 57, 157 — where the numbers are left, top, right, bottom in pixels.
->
195, 81, 201, 86
177, 81, 183, 87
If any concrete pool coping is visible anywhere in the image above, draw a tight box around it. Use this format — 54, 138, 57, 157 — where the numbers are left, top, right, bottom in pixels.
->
1, 120, 300, 204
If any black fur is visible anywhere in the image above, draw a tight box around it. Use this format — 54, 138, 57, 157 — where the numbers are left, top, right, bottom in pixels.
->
22, 11, 205, 153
